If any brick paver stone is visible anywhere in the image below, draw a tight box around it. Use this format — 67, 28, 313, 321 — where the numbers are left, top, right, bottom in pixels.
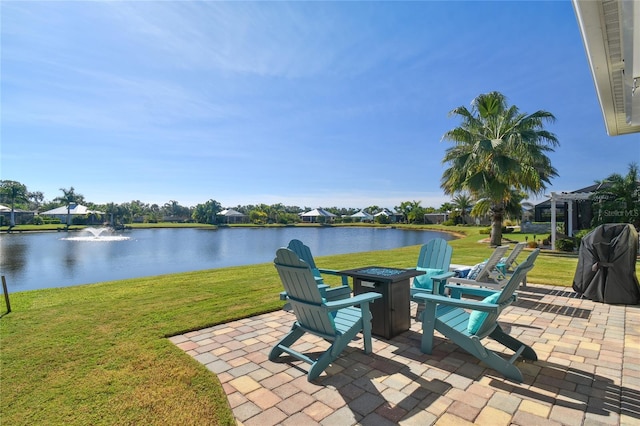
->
303, 400, 334, 422
229, 376, 261, 394
474, 406, 512, 426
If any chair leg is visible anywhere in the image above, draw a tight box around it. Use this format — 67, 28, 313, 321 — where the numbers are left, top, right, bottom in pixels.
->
308, 345, 338, 381
420, 303, 437, 354
269, 322, 305, 361
310, 320, 364, 381
489, 325, 537, 361
414, 301, 424, 321
448, 325, 526, 382
476, 347, 525, 382
359, 304, 374, 354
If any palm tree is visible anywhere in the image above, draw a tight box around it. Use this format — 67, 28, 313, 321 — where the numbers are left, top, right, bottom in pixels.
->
405, 200, 423, 224
0, 180, 29, 228
472, 189, 527, 227
395, 201, 413, 224
441, 91, 559, 246
591, 162, 640, 227
54, 187, 84, 230
451, 192, 474, 225
103, 202, 118, 226
192, 199, 222, 224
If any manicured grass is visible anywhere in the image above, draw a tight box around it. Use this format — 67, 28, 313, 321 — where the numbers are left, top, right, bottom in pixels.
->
1, 226, 636, 424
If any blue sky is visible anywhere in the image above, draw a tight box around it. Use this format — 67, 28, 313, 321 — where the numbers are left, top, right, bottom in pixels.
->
2, 1, 638, 210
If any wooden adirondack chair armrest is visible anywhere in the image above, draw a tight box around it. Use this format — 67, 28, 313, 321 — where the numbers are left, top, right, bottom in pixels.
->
433, 271, 456, 280
431, 271, 456, 295
412, 292, 501, 313
444, 284, 500, 299
324, 292, 382, 311
318, 268, 350, 286
410, 268, 454, 277
323, 285, 352, 301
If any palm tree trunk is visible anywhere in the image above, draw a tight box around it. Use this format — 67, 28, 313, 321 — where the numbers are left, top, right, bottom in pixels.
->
10, 201, 15, 228
490, 204, 504, 246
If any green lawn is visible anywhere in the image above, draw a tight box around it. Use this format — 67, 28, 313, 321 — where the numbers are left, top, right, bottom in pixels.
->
1, 226, 635, 424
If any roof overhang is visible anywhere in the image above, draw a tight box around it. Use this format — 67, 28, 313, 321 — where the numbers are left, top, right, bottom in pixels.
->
572, 0, 640, 135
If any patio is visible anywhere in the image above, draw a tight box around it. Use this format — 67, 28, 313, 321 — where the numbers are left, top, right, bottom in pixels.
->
171, 283, 640, 426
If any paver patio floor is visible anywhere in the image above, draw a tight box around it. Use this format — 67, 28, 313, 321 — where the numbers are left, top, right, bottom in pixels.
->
171, 284, 640, 426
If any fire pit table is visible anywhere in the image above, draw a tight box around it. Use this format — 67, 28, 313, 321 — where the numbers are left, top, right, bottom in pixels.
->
339, 267, 425, 339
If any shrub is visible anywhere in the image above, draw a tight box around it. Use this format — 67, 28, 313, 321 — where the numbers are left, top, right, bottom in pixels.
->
72, 216, 87, 225
527, 241, 538, 248
40, 216, 61, 224
574, 228, 592, 249
479, 228, 491, 235
556, 238, 576, 252
442, 219, 456, 226
375, 215, 391, 225
31, 216, 44, 225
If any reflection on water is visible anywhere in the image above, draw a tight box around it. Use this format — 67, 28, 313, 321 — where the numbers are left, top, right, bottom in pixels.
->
2, 241, 27, 274
0, 227, 453, 293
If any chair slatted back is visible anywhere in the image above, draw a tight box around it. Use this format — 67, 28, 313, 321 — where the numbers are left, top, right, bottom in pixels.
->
274, 248, 335, 336
416, 238, 453, 271
287, 239, 323, 282
474, 249, 539, 337
474, 245, 510, 282
504, 242, 527, 270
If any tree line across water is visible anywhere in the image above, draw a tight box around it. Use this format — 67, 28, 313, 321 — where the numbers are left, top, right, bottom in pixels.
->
0, 183, 479, 226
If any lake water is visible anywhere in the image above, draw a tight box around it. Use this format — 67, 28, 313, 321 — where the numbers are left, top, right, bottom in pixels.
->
0, 227, 453, 293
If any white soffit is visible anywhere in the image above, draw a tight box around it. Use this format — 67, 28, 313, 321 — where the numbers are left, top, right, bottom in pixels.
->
573, 0, 640, 136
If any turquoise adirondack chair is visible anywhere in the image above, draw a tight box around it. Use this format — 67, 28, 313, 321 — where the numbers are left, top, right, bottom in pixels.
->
413, 249, 540, 382
411, 238, 456, 297
271, 248, 382, 381
286, 239, 351, 301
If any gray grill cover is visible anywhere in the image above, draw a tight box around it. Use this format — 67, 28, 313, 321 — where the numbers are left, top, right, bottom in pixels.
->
572, 223, 640, 304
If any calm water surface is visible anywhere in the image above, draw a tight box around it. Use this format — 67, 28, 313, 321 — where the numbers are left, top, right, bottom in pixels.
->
0, 227, 453, 293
